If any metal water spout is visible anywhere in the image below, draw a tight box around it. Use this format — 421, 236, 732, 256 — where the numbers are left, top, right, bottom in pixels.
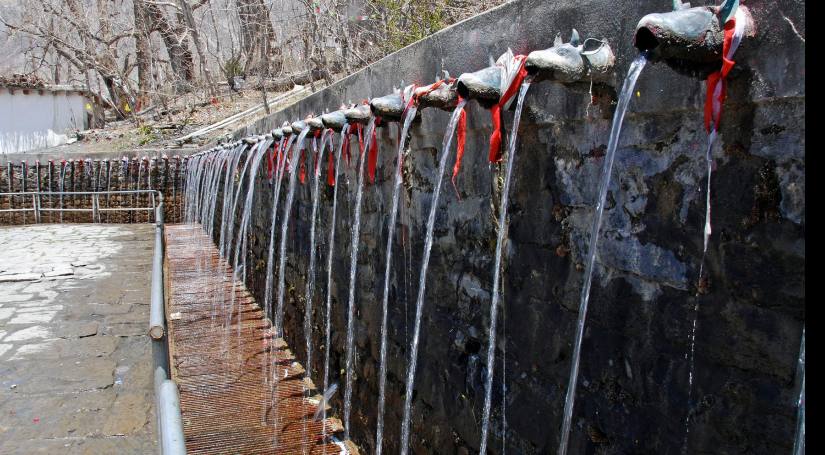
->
456, 65, 503, 108
344, 104, 372, 124
291, 119, 308, 133
634, 0, 754, 77
414, 74, 459, 111
370, 91, 404, 121
281, 121, 294, 136
321, 109, 348, 132
371, 85, 421, 122
307, 116, 325, 132
525, 29, 615, 84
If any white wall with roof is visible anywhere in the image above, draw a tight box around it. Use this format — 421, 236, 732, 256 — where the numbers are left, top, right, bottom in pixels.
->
0, 88, 90, 154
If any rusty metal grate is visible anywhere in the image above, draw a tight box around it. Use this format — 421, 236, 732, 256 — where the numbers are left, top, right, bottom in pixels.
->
165, 224, 359, 455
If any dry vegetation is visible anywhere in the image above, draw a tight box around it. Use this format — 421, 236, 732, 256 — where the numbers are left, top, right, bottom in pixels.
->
0, 0, 506, 150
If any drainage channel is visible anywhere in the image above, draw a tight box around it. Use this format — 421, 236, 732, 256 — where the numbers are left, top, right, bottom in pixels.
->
163, 224, 359, 454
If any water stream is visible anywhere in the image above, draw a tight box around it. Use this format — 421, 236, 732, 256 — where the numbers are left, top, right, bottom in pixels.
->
322, 124, 349, 448
399, 99, 467, 455
275, 127, 312, 336
376, 105, 417, 455
479, 79, 532, 454
557, 54, 647, 455
343, 116, 376, 439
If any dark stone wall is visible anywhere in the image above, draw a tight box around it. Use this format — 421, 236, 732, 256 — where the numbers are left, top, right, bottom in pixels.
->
216, 0, 804, 453
0, 157, 186, 224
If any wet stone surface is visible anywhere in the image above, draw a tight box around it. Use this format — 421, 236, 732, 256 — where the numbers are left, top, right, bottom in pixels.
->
0, 224, 156, 454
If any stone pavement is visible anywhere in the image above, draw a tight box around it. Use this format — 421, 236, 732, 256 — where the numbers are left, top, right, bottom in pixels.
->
0, 224, 157, 454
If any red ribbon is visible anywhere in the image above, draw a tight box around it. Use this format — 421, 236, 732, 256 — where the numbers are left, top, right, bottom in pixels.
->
299, 148, 307, 184
327, 142, 336, 187
266, 143, 276, 179
451, 97, 468, 189
488, 56, 528, 163
368, 117, 381, 184
704, 19, 737, 133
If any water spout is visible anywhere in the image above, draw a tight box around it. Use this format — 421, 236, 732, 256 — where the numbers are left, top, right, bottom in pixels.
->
370, 91, 408, 122
344, 104, 372, 125
321, 110, 348, 132
414, 78, 460, 111
525, 30, 615, 84
634, 3, 754, 78
456, 66, 503, 108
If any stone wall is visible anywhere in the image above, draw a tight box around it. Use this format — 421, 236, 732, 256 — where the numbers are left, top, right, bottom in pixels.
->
0, 157, 186, 224
213, 0, 804, 453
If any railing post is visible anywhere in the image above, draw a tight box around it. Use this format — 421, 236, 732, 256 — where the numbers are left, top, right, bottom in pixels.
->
33, 194, 41, 223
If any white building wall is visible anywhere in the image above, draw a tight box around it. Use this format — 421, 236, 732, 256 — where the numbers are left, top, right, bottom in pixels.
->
0, 89, 89, 154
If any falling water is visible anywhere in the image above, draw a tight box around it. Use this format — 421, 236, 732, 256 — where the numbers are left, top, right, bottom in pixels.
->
304, 131, 331, 394
376, 106, 418, 455
479, 79, 532, 454
793, 328, 805, 455
263, 137, 290, 320
230, 140, 269, 339
343, 116, 376, 439
275, 126, 312, 336
399, 99, 467, 455
219, 144, 249, 257
224, 144, 255, 261
233, 140, 272, 284
322, 124, 349, 447
270, 126, 311, 451
262, 136, 289, 422
302, 130, 332, 454
557, 54, 647, 455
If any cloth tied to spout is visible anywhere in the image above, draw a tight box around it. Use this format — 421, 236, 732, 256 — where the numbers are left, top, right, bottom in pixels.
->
704, 9, 745, 133
489, 49, 529, 164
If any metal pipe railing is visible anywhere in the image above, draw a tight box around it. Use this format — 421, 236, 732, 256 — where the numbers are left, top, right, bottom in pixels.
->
146, 195, 187, 455
0, 190, 161, 222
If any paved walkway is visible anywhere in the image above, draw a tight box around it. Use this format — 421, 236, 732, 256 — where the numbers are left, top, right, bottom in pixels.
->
0, 224, 157, 454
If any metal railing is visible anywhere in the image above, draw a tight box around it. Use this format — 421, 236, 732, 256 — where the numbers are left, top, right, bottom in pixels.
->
147, 197, 188, 455
0, 190, 161, 223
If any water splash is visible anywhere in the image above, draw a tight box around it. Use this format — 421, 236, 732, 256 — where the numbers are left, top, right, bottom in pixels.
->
557, 54, 647, 455
399, 99, 468, 455
343, 116, 376, 439
479, 79, 532, 454
376, 106, 417, 455
313, 383, 340, 421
